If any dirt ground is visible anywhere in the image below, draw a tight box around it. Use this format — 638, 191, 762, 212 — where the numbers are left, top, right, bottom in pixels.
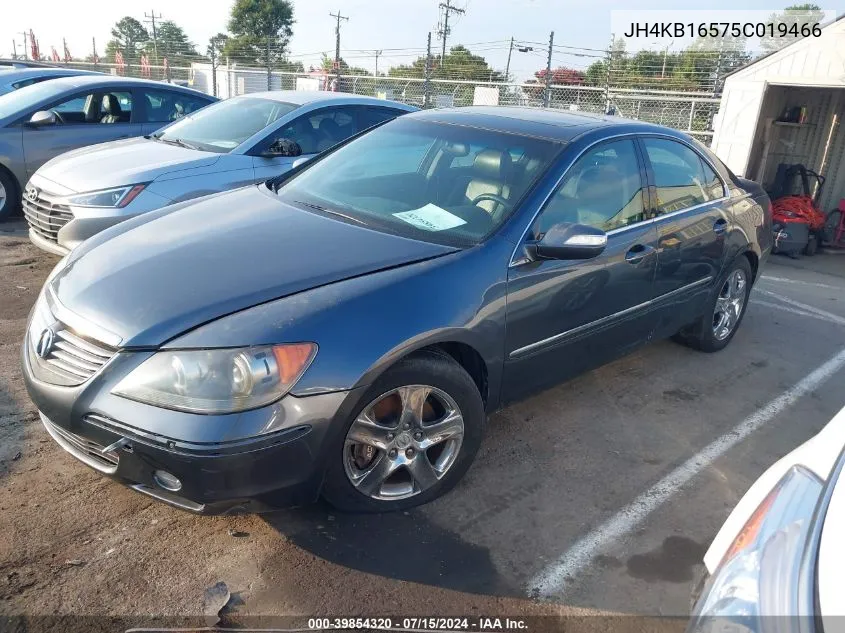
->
2, 218, 845, 632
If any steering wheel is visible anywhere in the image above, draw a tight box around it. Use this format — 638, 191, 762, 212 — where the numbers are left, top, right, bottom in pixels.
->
471, 192, 512, 221
49, 109, 66, 124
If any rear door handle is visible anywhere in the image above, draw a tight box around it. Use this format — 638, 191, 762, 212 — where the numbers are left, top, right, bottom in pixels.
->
713, 218, 728, 234
625, 244, 655, 265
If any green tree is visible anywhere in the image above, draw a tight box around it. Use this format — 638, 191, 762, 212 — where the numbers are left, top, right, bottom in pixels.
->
106, 16, 149, 65
224, 0, 295, 67
207, 32, 229, 65
761, 4, 825, 52
148, 20, 198, 66
388, 45, 504, 82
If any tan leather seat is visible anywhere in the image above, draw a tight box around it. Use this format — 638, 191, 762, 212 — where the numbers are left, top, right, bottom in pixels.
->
465, 149, 512, 215
100, 94, 122, 124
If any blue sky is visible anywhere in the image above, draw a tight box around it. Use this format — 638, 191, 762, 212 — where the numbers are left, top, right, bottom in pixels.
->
1, 0, 831, 80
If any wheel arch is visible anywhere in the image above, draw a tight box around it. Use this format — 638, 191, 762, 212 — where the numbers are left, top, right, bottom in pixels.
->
0, 163, 21, 215
742, 249, 759, 283
351, 332, 499, 414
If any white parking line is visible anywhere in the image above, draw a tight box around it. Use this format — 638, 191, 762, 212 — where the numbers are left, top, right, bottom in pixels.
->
528, 346, 845, 600
753, 299, 840, 325
761, 275, 843, 290
755, 288, 845, 327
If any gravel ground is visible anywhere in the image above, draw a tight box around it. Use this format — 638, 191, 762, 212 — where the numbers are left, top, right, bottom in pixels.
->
2, 219, 844, 632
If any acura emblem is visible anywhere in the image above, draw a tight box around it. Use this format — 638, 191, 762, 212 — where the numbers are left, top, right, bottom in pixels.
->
35, 328, 55, 359
25, 187, 39, 203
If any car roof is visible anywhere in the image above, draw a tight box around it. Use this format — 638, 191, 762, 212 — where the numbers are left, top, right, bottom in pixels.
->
24, 74, 214, 98
406, 106, 679, 142
235, 90, 417, 110
0, 67, 100, 81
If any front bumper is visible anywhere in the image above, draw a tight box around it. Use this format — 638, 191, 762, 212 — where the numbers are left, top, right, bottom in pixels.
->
21, 327, 358, 514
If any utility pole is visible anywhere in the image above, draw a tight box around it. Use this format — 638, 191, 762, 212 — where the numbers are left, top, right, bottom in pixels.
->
505, 37, 514, 82
424, 32, 432, 108
437, 0, 465, 68
543, 31, 554, 108
11, 40, 17, 60
19, 31, 28, 59
374, 49, 382, 77
266, 35, 272, 90
92, 37, 98, 65
144, 9, 162, 65
604, 33, 613, 114
330, 10, 349, 90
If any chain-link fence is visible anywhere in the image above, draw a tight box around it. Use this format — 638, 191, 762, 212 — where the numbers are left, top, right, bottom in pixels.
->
62, 60, 719, 144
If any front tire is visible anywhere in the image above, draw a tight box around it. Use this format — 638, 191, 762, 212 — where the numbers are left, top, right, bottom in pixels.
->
322, 350, 485, 512
0, 169, 20, 221
673, 256, 753, 353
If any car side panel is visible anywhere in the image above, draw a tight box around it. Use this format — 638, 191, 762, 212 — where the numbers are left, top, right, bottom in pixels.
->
164, 240, 513, 413
0, 127, 25, 192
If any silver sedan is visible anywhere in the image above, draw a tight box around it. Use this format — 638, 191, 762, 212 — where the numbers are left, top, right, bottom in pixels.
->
23, 91, 417, 255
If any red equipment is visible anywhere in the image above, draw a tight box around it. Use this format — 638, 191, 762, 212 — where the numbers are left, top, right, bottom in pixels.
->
771, 195, 827, 231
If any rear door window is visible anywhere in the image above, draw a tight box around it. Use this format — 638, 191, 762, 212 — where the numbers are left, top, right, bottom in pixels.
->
140, 89, 211, 123
641, 137, 724, 214
358, 106, 406, 130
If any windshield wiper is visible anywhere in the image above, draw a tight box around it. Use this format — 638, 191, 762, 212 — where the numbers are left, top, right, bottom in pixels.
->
291, 200, 367, 226
157, 137, 198, 151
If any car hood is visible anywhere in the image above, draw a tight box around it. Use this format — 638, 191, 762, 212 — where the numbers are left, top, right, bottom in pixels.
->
51, 185, 457, 347
35, 136, 220, 193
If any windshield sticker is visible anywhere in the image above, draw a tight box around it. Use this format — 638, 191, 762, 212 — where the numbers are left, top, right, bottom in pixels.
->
393, 204, 467, 232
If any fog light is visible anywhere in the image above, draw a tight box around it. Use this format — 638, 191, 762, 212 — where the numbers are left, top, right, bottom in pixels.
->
153, 469, 182, 492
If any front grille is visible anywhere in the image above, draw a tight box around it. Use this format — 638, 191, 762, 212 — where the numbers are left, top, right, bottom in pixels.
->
23, 190, 73, 244
41, 414, 119, 474
29, 300, 117, 385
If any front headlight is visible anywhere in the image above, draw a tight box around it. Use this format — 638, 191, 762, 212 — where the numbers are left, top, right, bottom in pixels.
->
687, 466, 823, 632
113, 344, 317, 414
65, 184, 147, 208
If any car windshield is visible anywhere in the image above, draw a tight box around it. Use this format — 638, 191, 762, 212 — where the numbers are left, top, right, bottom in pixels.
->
0, 79, 68, 119
274, 118, 562, 247
154, 97, 298, 153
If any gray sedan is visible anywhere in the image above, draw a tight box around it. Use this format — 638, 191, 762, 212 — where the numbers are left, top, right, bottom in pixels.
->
0, 75, 215, 220
23, 91, 416, 255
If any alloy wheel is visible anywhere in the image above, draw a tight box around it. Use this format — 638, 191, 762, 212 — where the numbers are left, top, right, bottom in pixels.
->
343, 384, 465, 501
712, 269, 747, 341
0, 181, 6, 213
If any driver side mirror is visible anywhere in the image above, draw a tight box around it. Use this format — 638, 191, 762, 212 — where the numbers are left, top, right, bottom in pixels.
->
26, 110, 58, 128
261, 138, 302, 158
525, 222, 607, 261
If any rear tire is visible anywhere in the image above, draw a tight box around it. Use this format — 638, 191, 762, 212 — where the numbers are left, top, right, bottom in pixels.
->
673, 256, 753, 353
0, 169, 20, 221
322, 350, 485, 513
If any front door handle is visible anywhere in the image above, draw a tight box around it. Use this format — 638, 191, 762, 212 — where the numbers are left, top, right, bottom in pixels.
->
713, 218, 728, 235
625, 244, 655, 265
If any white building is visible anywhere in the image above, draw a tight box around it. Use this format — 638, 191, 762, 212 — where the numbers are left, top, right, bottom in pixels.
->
711, 17, 845, 210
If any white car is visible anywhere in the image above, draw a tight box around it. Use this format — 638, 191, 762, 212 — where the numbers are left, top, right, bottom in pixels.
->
688, 405, 845, 631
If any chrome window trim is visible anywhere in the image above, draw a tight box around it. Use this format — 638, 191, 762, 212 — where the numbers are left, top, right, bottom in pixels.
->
508, 275, 713, 359
509, 132, 730, 267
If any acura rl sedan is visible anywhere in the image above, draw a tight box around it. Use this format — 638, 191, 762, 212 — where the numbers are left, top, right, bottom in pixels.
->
23, 91, 415, 255
0, 75, 215, 220
688, 404, 845, 632
22, 107, 772, 514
